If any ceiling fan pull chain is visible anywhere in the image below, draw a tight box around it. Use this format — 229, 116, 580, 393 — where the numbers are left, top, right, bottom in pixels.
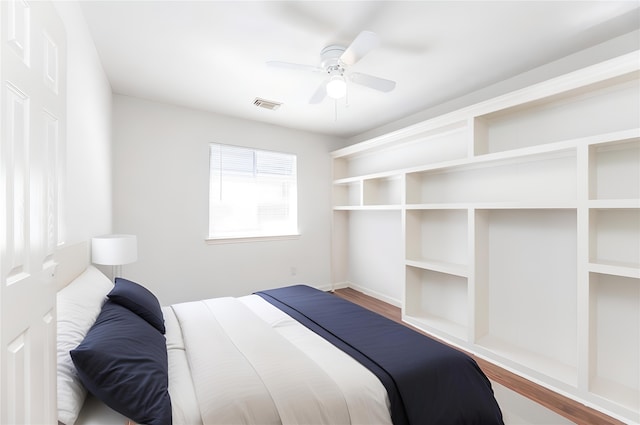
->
345, 85, 350, 108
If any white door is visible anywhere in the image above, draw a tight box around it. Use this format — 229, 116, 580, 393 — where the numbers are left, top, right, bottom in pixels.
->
1, 0, 66, 423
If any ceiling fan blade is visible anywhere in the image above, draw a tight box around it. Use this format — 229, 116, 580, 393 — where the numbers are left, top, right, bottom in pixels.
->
340, 30, 380, 66
309, 81, 327, 104
350, 72, 396, 92
266, 61, 323, 73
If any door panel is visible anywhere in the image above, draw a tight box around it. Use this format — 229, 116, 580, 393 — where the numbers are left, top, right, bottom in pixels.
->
1, 1, 66, 422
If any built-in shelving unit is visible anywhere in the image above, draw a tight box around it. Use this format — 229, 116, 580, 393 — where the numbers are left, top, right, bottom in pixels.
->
330, 52, 640, 424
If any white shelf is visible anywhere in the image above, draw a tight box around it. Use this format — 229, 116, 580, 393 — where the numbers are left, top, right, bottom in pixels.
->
406, 203, 468, 210
588, 262, 640, 279
400, 140, 577, 178
405, 259, 468, 278
335, 128, 639, 204
588, 199, 640, 209
330, 52, 640, 424
586, 128, 640, 148
407, 201, 578, 210
333, 170, 400, 185
333, 205, 403, 211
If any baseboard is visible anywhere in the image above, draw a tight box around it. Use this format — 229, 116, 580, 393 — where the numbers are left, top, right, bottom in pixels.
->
337, 281, 402, 308
329, 281, 349, 291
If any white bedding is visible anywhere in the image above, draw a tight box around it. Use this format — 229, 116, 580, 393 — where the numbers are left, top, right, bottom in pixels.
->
171, 294, 392, 425
163, 305, 202, 425
77, 295, 392, 425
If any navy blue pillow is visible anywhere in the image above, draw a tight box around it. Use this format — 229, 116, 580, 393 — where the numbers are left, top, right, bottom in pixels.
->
108, 278, 165, 334
71, 301, 172, 425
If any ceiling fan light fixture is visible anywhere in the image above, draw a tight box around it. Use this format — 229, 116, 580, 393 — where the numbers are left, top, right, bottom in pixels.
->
267, 31, 395, 105
326, 75, 347, 99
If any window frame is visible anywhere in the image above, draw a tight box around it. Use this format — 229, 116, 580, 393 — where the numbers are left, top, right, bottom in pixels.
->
206, 143, 300, 243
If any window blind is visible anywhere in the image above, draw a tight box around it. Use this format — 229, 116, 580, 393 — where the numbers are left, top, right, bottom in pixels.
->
208, 143, 298, 239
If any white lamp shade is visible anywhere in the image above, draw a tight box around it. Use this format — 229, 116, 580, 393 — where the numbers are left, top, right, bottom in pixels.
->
326, 75, 347, 99
91, 234, 138, 266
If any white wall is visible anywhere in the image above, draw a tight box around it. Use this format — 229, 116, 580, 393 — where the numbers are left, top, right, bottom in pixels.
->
112, 95, 345, 305
53, 1, 113, 245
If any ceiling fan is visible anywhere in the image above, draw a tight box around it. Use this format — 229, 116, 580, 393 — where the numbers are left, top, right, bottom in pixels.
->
267, 31, 396, 104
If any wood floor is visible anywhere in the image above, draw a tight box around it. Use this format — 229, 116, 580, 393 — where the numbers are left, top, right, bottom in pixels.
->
333, 287, 625, 425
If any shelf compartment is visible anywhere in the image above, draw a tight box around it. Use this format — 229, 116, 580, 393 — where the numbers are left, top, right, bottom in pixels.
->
477, 335, 578, 388
589, 208, 640, 269
404, 266, 468, 341
346, 210, 404, 303
333, 181, 362, 207
405, 209, 468, 273
332, 157, 349, 181
475, 209, 578, 386
589, 273, 639, 417
406, 150, 576, 204
332, 121, 468, 179
363, 175, 402, 206
474, 73, 640, 155
589, 138, 640, 201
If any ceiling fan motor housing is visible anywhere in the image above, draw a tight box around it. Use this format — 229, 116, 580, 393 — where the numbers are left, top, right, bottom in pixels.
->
320, 45, 347, 71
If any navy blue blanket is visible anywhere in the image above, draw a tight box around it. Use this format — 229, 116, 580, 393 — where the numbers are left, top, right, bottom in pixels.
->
255, 285, 503, 425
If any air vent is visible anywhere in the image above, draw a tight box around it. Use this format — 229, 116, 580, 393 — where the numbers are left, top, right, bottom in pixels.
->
254, 97, 282, 111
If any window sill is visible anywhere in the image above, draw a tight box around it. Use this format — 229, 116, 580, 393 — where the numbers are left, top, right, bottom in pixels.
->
205, 233, 301, 245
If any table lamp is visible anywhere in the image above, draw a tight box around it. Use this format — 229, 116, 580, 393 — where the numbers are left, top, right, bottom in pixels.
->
91, 234, 137, 281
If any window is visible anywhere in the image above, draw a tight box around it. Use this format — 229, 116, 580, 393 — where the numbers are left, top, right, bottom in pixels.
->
208, 143, 298, 241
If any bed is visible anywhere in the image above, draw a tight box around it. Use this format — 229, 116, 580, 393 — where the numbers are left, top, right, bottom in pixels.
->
57, 257, 503, 425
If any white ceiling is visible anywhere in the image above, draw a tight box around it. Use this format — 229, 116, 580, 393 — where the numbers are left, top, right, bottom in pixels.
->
79, 1, 640, 139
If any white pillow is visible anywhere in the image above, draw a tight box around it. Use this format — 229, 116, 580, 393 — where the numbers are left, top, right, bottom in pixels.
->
57, 265, 113, 425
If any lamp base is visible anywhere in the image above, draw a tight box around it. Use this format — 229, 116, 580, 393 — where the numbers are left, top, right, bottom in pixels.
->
111, 265, 123, 283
